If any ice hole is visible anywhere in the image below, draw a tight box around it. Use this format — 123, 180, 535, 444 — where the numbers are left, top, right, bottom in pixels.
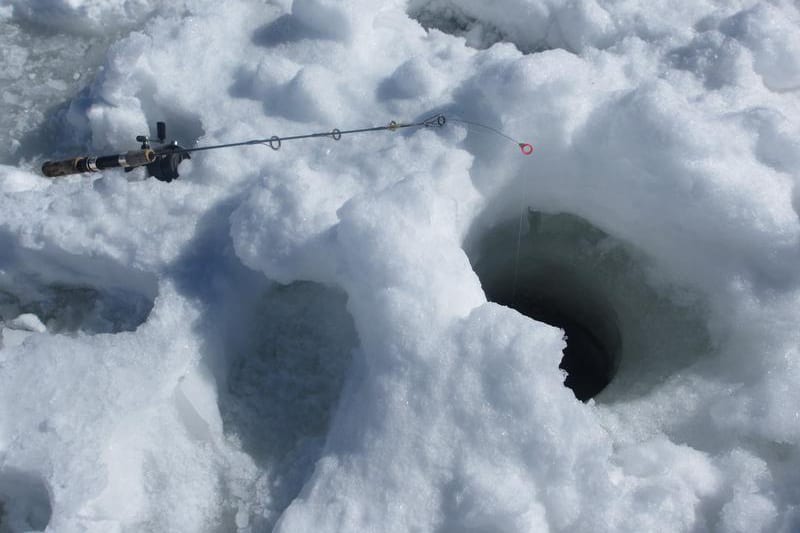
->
217, 281, 357, 529
0, 238, 158, 335
0, 468, 52, 532
407, 0, 551, 53
0, 285, 154, 335
409, 4, 505, 50
468, 210, 711, 402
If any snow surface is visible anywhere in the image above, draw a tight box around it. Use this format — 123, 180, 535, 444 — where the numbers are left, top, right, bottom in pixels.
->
1, 0, 800, 531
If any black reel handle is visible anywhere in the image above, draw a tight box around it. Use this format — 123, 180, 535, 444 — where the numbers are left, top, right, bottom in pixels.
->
148, 146, 190, 182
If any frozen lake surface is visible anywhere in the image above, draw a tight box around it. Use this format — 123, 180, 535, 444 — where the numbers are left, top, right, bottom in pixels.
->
1, 0, 799, 531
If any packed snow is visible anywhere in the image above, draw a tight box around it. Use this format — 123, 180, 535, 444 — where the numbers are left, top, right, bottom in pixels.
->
1, 0, 799, 531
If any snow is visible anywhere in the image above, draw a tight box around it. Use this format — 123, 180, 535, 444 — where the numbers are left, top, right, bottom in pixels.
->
1, 0, 800, 532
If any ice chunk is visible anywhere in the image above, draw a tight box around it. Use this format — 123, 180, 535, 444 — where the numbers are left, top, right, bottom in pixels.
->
0, 166, 48, 193
7, 313, 47, 333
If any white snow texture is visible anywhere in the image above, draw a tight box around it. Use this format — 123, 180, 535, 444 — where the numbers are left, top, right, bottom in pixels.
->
1, 0, 799, 532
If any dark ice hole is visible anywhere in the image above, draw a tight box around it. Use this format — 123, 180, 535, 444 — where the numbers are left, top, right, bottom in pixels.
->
0, 468, 52, 532
407, 0, 553, 54
490, 289, 617, 402
469, 211, 622, 401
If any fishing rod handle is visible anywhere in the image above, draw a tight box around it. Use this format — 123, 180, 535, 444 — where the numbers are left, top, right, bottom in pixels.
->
42, 149, 156, 178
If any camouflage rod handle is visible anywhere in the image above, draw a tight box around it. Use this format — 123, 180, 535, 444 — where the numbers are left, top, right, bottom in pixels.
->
42, 149, 156, 178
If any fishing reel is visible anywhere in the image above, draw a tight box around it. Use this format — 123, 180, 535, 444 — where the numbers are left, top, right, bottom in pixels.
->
41, 120, 190, 181
135, 121, 190, 182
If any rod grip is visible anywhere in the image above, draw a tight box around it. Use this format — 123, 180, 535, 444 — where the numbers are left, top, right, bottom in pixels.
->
41, 149, 156, 178
41, 157, 91, 178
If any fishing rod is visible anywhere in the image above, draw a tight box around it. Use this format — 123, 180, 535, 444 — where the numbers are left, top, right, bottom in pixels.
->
41, 113, 533, 182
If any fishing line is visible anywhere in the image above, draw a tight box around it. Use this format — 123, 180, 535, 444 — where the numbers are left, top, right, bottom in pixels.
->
511, 204, 525, 303
446, 116, 533, 299
448, 117, 534, 155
